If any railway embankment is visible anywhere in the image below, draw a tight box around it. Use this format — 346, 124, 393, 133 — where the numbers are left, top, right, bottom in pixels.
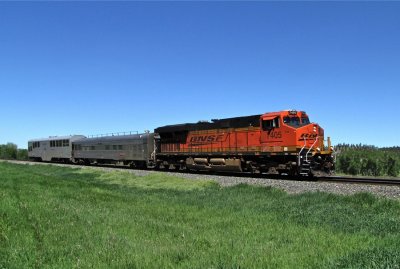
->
2, 159, 400, 199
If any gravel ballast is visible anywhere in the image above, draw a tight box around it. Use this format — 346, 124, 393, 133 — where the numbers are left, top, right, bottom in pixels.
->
3, 160, 400, 200
129, 169, 400, 200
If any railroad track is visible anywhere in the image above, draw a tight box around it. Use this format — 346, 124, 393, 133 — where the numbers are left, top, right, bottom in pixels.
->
185, 172, 400, 186
2, 159, 400, 186
317, 176, 400, 186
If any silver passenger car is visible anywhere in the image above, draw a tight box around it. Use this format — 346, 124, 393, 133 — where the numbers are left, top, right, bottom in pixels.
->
72, 133, 156, 168
28, 135, 86, 162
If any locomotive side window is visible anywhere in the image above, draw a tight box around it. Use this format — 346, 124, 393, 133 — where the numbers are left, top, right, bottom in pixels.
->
301, 117, 310, 125
262, 117, 279, 130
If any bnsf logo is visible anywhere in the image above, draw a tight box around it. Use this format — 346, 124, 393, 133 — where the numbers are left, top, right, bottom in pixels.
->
189, 134, 225, 144
299, 133, 318, 140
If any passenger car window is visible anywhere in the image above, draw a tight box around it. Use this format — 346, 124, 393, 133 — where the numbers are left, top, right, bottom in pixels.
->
33, 142, 40, 148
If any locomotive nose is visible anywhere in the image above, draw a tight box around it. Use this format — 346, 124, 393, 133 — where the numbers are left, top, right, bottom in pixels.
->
313, 124, 324, 138
296, 123, 325, 151
299, 124, 316, 137
297, 123, 324, 145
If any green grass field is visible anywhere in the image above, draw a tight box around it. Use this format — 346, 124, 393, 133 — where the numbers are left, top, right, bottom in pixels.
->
1, 162, 399, 268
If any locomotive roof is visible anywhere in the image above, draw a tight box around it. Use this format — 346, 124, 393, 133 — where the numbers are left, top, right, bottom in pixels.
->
155, 114, 261, 133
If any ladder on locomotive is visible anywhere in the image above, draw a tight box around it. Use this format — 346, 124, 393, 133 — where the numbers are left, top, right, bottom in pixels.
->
298, 137, 312, 176
298, 151, 313, 176
298, 135, 319, 176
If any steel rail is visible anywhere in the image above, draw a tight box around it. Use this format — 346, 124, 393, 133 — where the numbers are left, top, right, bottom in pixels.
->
317, 176, 400, 186
2, 159, 400, 186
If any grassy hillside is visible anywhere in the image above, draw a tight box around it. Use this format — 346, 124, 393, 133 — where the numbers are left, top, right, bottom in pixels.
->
1, 162, 399, 268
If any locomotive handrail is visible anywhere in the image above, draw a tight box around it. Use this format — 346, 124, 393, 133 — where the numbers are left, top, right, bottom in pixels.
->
331, 146, 337, 163
306, 136, 319, 162
298, 136, 307, 166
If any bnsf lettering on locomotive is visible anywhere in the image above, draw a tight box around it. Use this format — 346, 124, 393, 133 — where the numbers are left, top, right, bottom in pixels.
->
190, 134, 225, 144
300, 133, 317, 139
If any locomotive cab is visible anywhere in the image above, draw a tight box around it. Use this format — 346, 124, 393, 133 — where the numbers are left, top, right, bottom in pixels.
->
260, 110, 334, 176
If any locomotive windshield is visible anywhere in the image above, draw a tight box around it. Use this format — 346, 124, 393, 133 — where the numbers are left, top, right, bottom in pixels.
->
283, 116, 310, 128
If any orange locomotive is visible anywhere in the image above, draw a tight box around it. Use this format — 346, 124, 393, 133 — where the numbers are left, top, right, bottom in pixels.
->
155, 110, 334, 176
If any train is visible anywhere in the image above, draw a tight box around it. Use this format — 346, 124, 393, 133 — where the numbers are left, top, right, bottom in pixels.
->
28, 110, 335, 176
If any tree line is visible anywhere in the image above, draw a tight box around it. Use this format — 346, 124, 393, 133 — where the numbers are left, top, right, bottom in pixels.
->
0, 143, 28, 160
335, 143, 399, 177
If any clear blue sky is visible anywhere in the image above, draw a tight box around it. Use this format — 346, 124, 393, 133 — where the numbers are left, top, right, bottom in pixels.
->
1, 1, 399, 149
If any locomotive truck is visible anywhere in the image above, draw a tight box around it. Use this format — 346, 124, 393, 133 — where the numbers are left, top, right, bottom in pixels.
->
28, 110, 334, 176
